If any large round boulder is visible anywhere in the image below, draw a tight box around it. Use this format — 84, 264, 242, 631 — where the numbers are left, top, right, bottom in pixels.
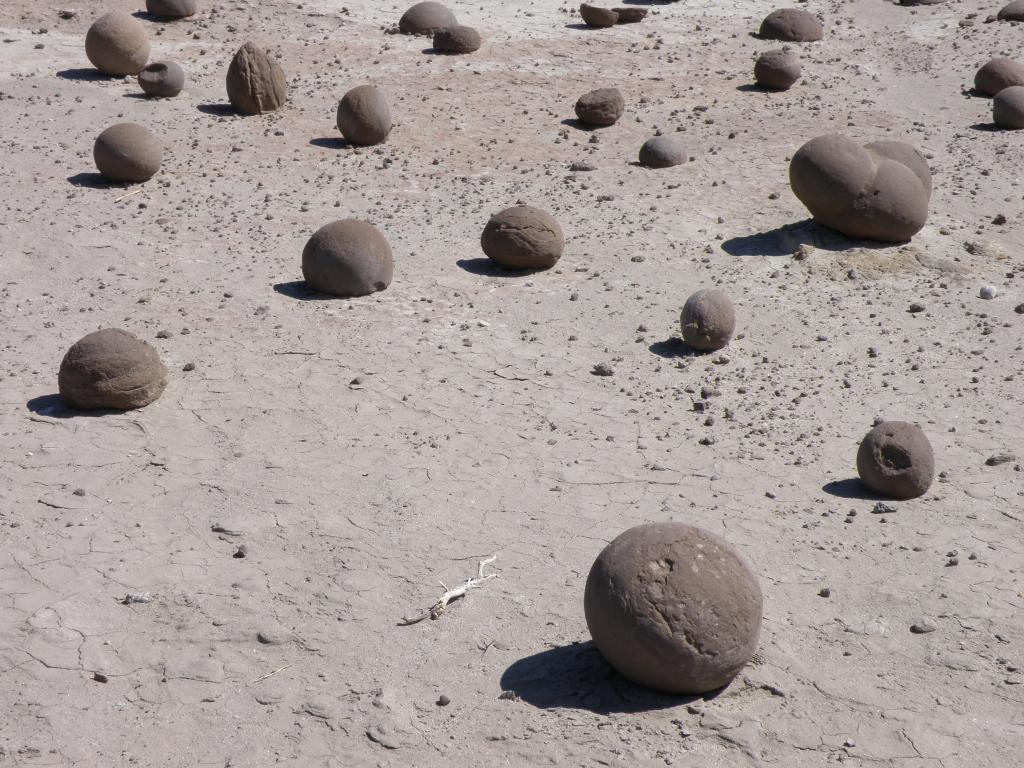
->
337, 85, 392, 145
226, 43, 286, 115
146, 0, 198, 18
994, 85, 1024, 129
94, 123, 162, 183
754, 48, 801, 90
856, 421, 934, 499
681, 289, 735, 351
399, 2, 457, 34
59, 329, 168, 411
85, 11, 150, 76
574, 88, 624, 126
138, 61, 185, 98
758, 9, 823, 42
480, 206, 564, 270
974, 57, 1024, 97
302, 220, 394, 297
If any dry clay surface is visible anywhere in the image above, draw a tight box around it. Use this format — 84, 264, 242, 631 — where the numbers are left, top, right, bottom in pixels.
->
1, 0, 1023, 766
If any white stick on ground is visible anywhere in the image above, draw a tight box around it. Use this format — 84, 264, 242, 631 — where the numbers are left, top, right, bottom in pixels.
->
398, 555, 498, 626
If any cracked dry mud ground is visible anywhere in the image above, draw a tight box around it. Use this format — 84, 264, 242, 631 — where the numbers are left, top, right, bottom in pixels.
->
1, 0, 1023, 766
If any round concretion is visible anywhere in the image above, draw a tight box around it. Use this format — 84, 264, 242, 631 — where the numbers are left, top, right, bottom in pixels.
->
974, 57, 1024, 97
399, 2, 457, 34
681, 289, 735, 351
998, 0, 1024, 20
754, 48, 801, 89
146, 0, 198, 18
59, 328, 168, 411
574, 87, 624, 126
138, 61, 185, 97
301, 220, 394, 297
480, 206, 564, 270
580, 3, 618, 27
226, 42, 286, 115
856, 421, 934, 499
433, 25, 482, 53
94, 123, 162, 183
638, 136, 686, 168
337, 85, 392, 145
994, 85, 1024, 128
584, 522, 763, 695
85, 11, 150, 76
789, 134, 931, 242
759, 8, 823, 42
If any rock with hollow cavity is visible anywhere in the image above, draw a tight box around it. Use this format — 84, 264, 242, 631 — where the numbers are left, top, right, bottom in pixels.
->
638, 136, 686, 168
433, 25, 482, 54
574, 88, 624, 126
337, 85, 392, 145
857, 421, 934, 499
754, 48, 801, 89
759, 8, 823, 41
138, 61, 185, 97
974, 57, 1024, 96
85, 11, 150, 76
146, 0, 198, 18
226, 43, 286, 114
302, 220, 394, 297
681, 289, 735, 350
994, 86, 1024, 129
480, 206, 564, 270
94, 123, 162, 182
59, 329, 168, 411
399, 2, 457, 34
580, 4, 618, 27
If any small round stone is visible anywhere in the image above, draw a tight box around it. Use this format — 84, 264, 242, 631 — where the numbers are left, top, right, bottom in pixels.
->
85, 11, 150, 76
754, 48, 801, 90
759, 8, 823, 42
433, 25, 482, 53
574, 88, 624, 127
301, 220, 394, 297
681, 289, 735, 351
994, 86, 1024, 128
59, 328, 168, 411
94, 123, 162, 183
480, 206, 564, 270
584, 522, 763, 694
226, 42, 286, 115
399, 2, 457, 35
138, 61, 185, 98
974, 57, 1024, 97
337, 85, 392, 146
146, 0, 198, 18
998, 0, 1024, 20
579, 3, 618, 27
856, 421, 935, 500
638, 136, 686, 168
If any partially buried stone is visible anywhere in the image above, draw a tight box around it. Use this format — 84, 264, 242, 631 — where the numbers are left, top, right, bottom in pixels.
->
94, 123, 162, 182
856, 421, 934, 500
302, 220, 394, 297
638, 136, 686, 168
138, 61, 185, 97
226, 42, 286, 115
579, 3, 618, 27
59, 328, 168, 411
433, 25, 481, 54
574, 87, 624, 126
754, 48, 801, 90
681, 289, 735, 351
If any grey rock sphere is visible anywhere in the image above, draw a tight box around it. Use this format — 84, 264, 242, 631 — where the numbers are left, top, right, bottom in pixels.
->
857, 421, 934, 500
754, 48, 801, 90
574, 88, 624, 126
681, 289, 735, 351
480, 206, 564, 270
59, 329, 168, 411
584, 522, 763, 695
433, 25, 482, 54
337, 85, 392, 146
85, 11, 150, 76
638, 136, 686, 168
226, 42, 286, 115
94, 123, 162, 183
759, 8, 823, 42
138, 61, 185, 98
399, 2, 457, 34
302, 220, 394, 297
998, 0, 1024, 20
580, 3, 618, 27
146, 0, 198, 18
613, 7, 647, 23
789, 134, 931, 242
974, 57, 1024, 97
994, 86, 1024, 129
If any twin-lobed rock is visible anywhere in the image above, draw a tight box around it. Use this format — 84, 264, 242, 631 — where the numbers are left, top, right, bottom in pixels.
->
759, 8, 823, 42
857, 421, 934, 499
94, 123, 162, 182
481, 206, 564, 270
574, 88, 624, 126
998, 0, 1024, 20
681, 289, 735, 351
226, 43, 287, 115
138, 61, 185, 98
400, 2, 457, 34
302, 220, 394, 297
59, 329, 168, 411
974, 57, 1024, 97
337, 85, 392, 145
85, 11, 150, 76
754, 48, 801, 90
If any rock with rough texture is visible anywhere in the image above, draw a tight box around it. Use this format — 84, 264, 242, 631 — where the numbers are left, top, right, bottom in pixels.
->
580, 4, 618, 27
974, 58, 1024, 96
998, 0, 1024, 20
789, 134, 931, 242
759, 9, 823, 42
433, 25, 482, 54
574, 88, 624, 126
94, 123, 162, 182
584, 522, 763, 694
138, 61, 185, 98
681, 289, 735, 351
994, 85, 1024, 129
754, 48, 801, 89
638, 136, 686, 168
85, 11, 150, 76
59, 329, 168, 411
337, 86, 392, 145
857, 421, 935, 500
480, 206, 564, 270
302, 220, 394, 297
146, 0, 198, 18
613, 7, 646, 22
399, 2, 457, 34
226, 43, 286, 115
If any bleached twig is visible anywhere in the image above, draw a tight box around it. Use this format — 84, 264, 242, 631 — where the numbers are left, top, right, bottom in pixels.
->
113, 189, 143, 203
252, 664, 292, 684
398, 555, 498, 626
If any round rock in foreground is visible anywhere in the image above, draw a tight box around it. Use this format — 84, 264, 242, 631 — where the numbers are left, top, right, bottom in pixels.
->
638, 136, 686, 168
758, 8, 823, 42
59, 329, 168, 411
998, 0, 1024, 20
994, 85, 1024, 129
302, 220, 394, 297
974, 57, 1024, 97
226, 42, 286, 115
580, 3, 618, 27
399, 2, 457, 34
574, 87, 624, 126
85, 11, 150, 76
337, 85, 392, 145
681, 289, 735, 351
146, 0, 198, 18
585, 522, 763, 695
754, 48, 801, 90
138, 61, 185, 97
857, 421, 934, 499
481, 206, 564, 270
433, 25, 482, 54
94, 123, 162, 182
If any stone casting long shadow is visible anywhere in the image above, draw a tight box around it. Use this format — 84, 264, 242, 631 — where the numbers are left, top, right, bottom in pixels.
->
721, 219, 897, 257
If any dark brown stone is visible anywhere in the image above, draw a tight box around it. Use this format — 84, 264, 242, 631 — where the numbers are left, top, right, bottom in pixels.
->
579, 4, 618, 27
994, 85, 1024, 128
974, 57, 1024, 96
226, 43, 286, 115
85, 11, 150, 76
337, 85, 392, 145
857, 421, 935, 500
612, 7, 646, 23
754, 48, 801, 90
59, 329, 168, 411
759, 8, 823, 42
681, 289, 735, 351
138, 61, 185, 98
399, 2, 457, 34
301, 220, 394, 297
433, 25, 482, 53
480, 206, 564, 270
94, 123, 161, 182
574, 87, 624, 126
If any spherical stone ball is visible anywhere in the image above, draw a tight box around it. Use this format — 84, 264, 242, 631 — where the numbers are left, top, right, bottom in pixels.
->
94, 123, 162, 183
574, 88, 624, 126
138, 61, 185, 98
789, 134, 931, 242
146, 0, 198, 18
681, 289, 735, 351
758, 8, 823, 42
226, 42, 286, 115
433, 25, 482, 53
754, 48, 801, 90
998, 0, 1024, 20
994, 85, 1024, 129
480, 206, 564, 270
638, 136, 686, 168
856, 421, 934, 499
85, 11, 150, 76
399, 2, 457, 34
584, 522, 763, 695
301, 220, 394, 297
337, 85, 392, 146
580, 3, 618, 27
613, 7, 647, 23
974, 57, 1024, 97
59, 329, 168, 411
